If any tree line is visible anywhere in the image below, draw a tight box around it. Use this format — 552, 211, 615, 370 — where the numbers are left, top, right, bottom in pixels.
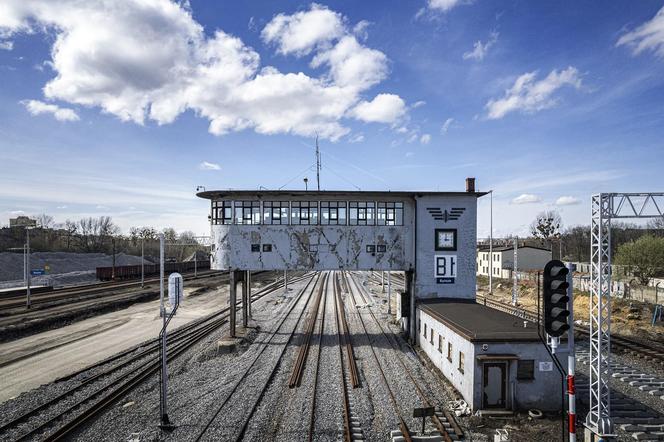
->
1, 215, 204, 263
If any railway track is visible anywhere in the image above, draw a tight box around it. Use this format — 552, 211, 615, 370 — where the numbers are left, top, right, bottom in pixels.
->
307, 273, 328, 442
476, 293, 664, 364
0, 270, 223, 312
0, 273, 298, 441
342, 272, 414, 442
195, 273, 320, 441
348, 273, 463, 441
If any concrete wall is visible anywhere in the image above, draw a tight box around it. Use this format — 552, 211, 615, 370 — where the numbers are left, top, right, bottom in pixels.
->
211, 223, 414, 271
414, 194, 478, 300
472, 341, 567, 411
417, 308, 475, 405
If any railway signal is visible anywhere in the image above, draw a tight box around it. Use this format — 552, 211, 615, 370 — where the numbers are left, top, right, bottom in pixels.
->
543, 259, 570, 338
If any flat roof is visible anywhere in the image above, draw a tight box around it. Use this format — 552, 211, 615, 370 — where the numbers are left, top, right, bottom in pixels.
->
477, 245, 551, 252
197, 189, 489, 200
418, 298, 542, 342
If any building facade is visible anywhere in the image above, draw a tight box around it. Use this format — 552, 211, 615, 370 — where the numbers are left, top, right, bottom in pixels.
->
476, 245, 552, 279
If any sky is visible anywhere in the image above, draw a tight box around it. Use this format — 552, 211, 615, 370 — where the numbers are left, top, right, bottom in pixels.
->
0, 0, 662, 237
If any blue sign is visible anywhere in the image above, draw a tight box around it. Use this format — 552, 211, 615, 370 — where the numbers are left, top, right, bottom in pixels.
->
30, 269, 46, 276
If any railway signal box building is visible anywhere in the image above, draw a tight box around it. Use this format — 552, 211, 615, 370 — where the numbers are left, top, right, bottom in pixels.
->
198, 183, 565, 413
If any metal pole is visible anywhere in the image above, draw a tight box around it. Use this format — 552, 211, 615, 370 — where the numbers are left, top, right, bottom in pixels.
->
26, 228, 31, 309
284, 269, 288, 293
489, 190, 493, 294
159, 233, 164, 316
247, 270, 252, 319
381, 271, 385, 293
111, 237, 116, 280
23, 243, 27, 286
512, 236, 518, 305
141, 238, 145, 288
387, 271, 392, 315
159, 276, 180, 428
194, 250, 197, 277
230, 270, 237, 338
566, 262, 577, 442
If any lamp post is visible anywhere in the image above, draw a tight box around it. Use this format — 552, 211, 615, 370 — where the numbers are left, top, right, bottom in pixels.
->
489, 190, 493, 294
141, 237, 145, 288
303, 177, 308, 191
26, 226, 32, 309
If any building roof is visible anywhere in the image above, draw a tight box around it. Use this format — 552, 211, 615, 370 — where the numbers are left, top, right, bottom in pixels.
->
418, 298, 542, 342
477, 244, 551, 253
196, 189, 489, 200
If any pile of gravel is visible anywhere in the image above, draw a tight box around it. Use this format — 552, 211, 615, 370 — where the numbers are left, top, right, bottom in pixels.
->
0, 252, 150, 287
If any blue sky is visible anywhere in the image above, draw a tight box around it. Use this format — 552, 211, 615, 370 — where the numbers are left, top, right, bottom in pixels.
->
0, 0, 662, 237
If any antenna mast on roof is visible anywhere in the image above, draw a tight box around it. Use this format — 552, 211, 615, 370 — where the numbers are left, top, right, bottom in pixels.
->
315, 134, 321, 191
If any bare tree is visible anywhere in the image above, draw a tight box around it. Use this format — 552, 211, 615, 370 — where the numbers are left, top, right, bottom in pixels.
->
35, 214, 55, 229
530, 210, 562, 241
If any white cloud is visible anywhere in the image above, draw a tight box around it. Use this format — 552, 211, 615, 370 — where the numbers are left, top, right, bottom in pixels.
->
616, 6, 664, 58
420, 133, 431, 144
0, 1, 405, 141
411, 100, 426, 109
199, 161, 221, 170
56, 205, 68, 209
511, 194, 541, 204
463, 31, 498, 61
261, 3, 345, 56
405, 151, 415, 157
441, 117, 455, 133
0, 40, 13, 50
555, 196, 581, 206
351, 93, 406, 124
353, 20, 371, 41
485, 67, 582, 119
21, 99, 79, 121
427, 0, 463, 12
10, 210, 25, 215
348, 133, 365, 143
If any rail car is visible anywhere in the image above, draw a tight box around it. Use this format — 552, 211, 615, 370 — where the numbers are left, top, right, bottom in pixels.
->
96, 261, 211, 281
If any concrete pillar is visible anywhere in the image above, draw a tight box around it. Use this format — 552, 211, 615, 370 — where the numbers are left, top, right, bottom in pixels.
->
247, 270, 252, 319
406, 270, 415, 345
229, 270, 237, 338
242, 271, 248, 328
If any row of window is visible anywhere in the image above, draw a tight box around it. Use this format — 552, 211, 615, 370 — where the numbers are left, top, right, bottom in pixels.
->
212, 200, 404, 226
418, 318, 535, 380
479, 253, 500, 261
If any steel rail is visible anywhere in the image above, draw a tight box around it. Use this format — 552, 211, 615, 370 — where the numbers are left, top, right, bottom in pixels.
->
333, 272, 354, 442
349, 273, 461, 442
308, 272, 328, 441
194, 273, 319, 442
342, 272, 413, 442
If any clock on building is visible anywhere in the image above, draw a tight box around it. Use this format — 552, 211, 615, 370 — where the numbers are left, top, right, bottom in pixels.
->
435, 228, 457, 251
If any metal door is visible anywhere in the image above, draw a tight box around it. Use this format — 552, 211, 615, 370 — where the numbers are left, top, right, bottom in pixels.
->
483, 362, 507, 409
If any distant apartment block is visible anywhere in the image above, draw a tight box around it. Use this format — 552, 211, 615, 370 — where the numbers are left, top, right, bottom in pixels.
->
476, 244, 552, 279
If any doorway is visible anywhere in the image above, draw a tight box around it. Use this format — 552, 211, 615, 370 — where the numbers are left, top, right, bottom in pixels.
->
483, 362, 507, 409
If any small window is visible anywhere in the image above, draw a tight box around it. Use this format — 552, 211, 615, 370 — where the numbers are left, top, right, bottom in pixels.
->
212, 200, 233, 225
447, 342, 453, 362
517, 360, 535, 380
235, 201, 261, 225
430, 329, 434, 345
376, 244, 387, 253
263, 201, 289, 225
349, 201, 375, 225
291, 201, 318, 225
418, 319, 421, 333
366, 245, 376, 253
438, 335, 443, 353
424, 323, 427, 337
320, 201, 347, 225
309, 244, 319, 252
251, 244, 260, 252
377, 201, 404, 226
262, 244, 272, 252
458, 351, 465, 373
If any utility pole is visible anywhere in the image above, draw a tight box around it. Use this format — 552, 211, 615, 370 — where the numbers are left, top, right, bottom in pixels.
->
159, 233, 165, 316
111, 236, 116, 280
315, 134, 321, 191
489, 190, 493, 294
387, 271, 392, 315
26, 228, 31, 309
141, 237, 145, 288
512, 236, 518, 305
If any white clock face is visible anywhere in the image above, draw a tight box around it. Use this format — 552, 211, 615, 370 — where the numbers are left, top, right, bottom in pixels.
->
437, 231, 455, 248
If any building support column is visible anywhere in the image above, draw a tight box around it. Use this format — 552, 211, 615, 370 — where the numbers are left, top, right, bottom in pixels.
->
406, 270, 415, 344
247, 270, 252, 319
242, 271, 248, 328
229, 270, 237, 338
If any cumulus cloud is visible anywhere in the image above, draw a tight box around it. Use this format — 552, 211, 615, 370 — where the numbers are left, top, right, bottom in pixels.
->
0, 1, 405, 140
351, 93, 406, 124
485, 67, 582, 119
555, 196, 581, 206
261, 3, 345, 56
411, 100, 426, 109
199, 161, 221, 171
463, 31, 498, 61
427, 0, 463, 12
616, 6, 664, 58
420, 133, 431, 144
0, 40, 13, 50
441, 117, 455, 133
511, 194, 541, 204
21, 99, 79, 121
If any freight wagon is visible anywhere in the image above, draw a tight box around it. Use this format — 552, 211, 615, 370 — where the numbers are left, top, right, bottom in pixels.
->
96, 261, 211, 281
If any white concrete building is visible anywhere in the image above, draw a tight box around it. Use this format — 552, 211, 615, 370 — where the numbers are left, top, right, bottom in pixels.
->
476, 245, 551, 279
